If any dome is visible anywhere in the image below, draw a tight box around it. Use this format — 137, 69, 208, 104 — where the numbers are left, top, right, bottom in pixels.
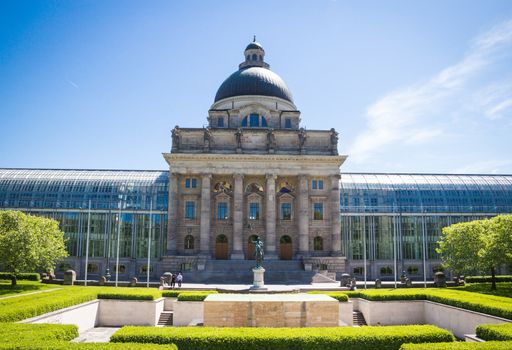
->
214, 66, 294, 103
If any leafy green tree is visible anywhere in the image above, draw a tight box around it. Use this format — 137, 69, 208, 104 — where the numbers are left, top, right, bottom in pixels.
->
0, 210, 68, 285
437, 215, 512, 290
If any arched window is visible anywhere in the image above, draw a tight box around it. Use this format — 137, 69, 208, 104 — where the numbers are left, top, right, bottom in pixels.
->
241, 116, 248, 127
259, 55, 262, 61
313, 236, 323, 251
280, 235, 292, 244
184, 235, 194, 249
252, 54, 257, 61
250, 113, 259, 127
241, 114, 267, 128
261, 116, 268, 127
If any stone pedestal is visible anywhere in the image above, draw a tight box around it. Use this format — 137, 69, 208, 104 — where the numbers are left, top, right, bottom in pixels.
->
63, 270, 76, 285
252, 267, 266, 289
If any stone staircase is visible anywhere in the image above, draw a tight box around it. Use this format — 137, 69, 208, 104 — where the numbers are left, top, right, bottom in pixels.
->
352, 311, 367, 326
157, 311, 173, 326
177, 259, 322, 284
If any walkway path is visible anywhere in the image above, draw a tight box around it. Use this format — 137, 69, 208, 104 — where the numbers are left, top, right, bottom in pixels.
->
0, 287, 61, 300
72, 327, 120, 343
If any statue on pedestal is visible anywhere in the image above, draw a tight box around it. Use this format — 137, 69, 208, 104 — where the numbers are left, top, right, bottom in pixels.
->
252, 236, 264, 268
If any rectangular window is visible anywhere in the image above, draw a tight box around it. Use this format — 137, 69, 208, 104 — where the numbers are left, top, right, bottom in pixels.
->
185, 178, 197, 188
185, 201, 195, 219
217, 202, 228, 220
285, 118, 292, 128
249, 202, 260, 220
218, 117, 224, 127
250, 113, 259, 127
313, 202, 323, 220
281, 203, 291, 220
312, 179, 323, 190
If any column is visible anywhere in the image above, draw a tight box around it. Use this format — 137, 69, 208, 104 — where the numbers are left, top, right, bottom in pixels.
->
330, 174, 342, 256
298, 175, 309, 256
265, 174, 278, 259
166, 172, 178, 255
199, 173, 212, 256
231, 173, 244, 259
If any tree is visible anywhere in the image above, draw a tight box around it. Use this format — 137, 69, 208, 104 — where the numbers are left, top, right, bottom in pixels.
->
0, 210, 68, 286
437, 215, 512, 290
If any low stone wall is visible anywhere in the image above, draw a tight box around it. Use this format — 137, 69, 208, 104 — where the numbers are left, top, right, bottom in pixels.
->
173, 301, 204, 326
424, 301, 511, 339
164, 297, 176, 311
354, 298, 511, 338
339, 301, 353, 326
20, 300, 99, 332
97, 298, 164, 327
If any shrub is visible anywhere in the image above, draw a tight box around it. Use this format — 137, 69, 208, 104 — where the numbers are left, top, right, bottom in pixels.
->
400, 342, 512, 350
0, 288, 98, 322
0, 323, 78, 343
111, 325, 455, 350
97, 292, 156, 301
0, 273, 40, 281
176, 291, 218, 301
476, 323, 512, 341
466, 276, 512, 283
307, 291, 349, 302
0, 342, 177, 350
161, 289, 206, 298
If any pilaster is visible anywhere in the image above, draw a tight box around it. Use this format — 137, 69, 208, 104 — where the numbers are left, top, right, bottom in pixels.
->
166, 172, 178, 255
200, 173, 212, 256
231, 173, 245, 259
330, 174, 342, 256
265, 173, 278, 259
298, 174, 309, 257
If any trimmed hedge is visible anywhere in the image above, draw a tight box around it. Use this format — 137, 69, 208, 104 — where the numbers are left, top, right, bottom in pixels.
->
97, 292, 158, 301
0, 342, 178, 350
307, 291, 349, 302
177, 290, 218, 301
0, 288, 98, 322
0, 323, 78, 343
111, 325, 455, 350
0, 273, 40, 281
476, 323, 512, 341
400, 342, 512, 350
467, 276, 512, 283
309, 289, 512, 320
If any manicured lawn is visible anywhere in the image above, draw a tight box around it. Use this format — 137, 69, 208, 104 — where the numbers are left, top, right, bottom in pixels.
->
0, 280, 56, 298
454, 282, 512, 298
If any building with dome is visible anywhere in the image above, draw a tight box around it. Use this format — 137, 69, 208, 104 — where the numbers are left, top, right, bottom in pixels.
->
1, 40, 512, 283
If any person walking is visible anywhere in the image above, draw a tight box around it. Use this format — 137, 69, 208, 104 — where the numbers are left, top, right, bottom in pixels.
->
176, 272, 183, 288
171, 273, 176, 289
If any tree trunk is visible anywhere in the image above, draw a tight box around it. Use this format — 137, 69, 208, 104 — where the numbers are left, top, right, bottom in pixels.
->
491, 267, 496, 291
10, 275, 17, 286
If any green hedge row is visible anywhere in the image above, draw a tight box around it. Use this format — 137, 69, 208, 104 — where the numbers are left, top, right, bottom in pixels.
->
476, 323, 512, 341
176, 291, 218, 301
161, 289, 217, 298
307, 291, 349, 302
400, 341, 512, 350
0, 273, 40, 281
0, 288, 98, 322
0, 342, 177, 350
310, 289, 512, 320
111, 325, 455, 350
0, 323, 78, 343
97, 292, 156, 301
466, 276, 512, 283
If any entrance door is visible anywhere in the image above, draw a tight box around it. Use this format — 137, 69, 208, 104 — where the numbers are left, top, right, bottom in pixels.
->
247, 235, 258, 260
279, 235, 293, 260
215, 234, 229, 260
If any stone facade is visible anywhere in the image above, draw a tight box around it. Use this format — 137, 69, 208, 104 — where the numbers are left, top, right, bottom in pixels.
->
162, 40, 347, 276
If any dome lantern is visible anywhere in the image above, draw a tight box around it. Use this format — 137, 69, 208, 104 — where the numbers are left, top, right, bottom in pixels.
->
239, 36, 270, 69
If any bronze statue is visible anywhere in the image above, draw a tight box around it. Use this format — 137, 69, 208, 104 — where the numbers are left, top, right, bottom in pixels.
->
252, 236, 264, 268
172, 126, 181, 151
235, 128, 243, 149
298, 128, 307, 148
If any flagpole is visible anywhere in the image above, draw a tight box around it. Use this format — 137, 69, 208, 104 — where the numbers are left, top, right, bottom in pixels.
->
115, 194, 122, 287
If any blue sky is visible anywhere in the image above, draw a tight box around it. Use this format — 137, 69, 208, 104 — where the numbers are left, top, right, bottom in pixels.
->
1, 0, 512, 174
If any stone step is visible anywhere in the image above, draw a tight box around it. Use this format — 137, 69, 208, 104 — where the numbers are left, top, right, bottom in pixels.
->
157, 311, 173, 326
352, 311, 367, 326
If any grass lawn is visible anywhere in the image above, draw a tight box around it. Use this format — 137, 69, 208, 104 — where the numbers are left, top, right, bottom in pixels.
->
454, 282, 512, 298
0, 280, 57, 298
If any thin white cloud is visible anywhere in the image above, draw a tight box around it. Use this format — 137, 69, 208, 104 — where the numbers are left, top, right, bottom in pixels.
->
67, 80, 79, 89
452, 159, 512, 174
349, 19, 512, 163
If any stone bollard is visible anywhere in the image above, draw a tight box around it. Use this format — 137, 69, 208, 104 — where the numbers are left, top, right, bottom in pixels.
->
99, 276, 107, 286
340, 273, 351, 287
130, 277, 138, 287
434, 271, 446, 288
63, 270, 76, 285
375, 278, 382, 289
